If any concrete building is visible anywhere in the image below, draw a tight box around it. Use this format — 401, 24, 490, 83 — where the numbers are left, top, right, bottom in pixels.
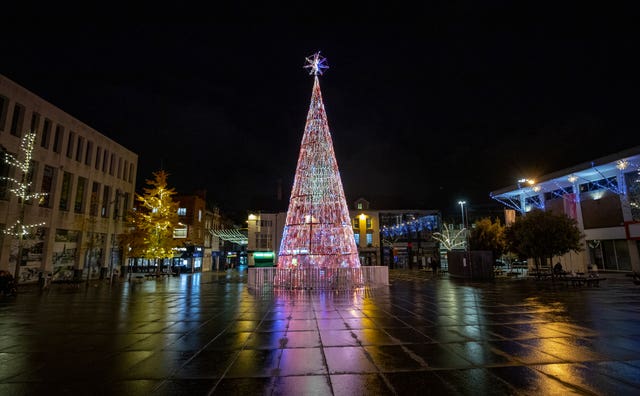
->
246, 211, 286, 267
0, 74, 137, 282
490, 146, 640, 273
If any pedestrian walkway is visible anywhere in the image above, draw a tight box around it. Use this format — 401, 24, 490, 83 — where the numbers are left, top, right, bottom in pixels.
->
1, 269, 639, 395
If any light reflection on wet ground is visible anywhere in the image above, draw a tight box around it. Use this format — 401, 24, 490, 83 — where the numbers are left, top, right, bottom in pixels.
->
0, 270, 639, 395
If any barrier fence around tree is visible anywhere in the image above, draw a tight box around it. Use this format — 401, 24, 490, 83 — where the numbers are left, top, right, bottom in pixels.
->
248, 266, 389, 291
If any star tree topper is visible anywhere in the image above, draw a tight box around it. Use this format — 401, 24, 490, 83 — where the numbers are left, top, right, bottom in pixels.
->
304, 51, 329, 75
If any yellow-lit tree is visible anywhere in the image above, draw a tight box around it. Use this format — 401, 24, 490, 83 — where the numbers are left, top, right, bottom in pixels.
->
122, 170, 180, 273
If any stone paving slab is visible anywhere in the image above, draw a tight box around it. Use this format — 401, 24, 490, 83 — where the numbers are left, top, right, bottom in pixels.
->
0, 270, 639, 395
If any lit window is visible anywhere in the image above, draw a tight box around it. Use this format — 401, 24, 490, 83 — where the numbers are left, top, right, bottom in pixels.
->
178, 207, 186, 216
366, 233, 373, 246
357, 202, 363, 210
198, 209, 202, 222
173, 226, 187, 238
354, 233, 360, 245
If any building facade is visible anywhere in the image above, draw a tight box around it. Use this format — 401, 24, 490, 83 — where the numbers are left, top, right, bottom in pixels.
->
173, 191, 208, 272
0, 74, 138, 282
246, 212, 286, 267
490, 146, 640, 273
245, 198, 442, 269
204, 206, 223, 271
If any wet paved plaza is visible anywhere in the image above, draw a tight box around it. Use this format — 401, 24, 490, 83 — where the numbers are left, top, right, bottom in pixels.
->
1, 269, 640, 395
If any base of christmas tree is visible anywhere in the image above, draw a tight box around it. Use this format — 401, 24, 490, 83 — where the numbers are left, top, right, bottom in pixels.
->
247, 266, 389, 291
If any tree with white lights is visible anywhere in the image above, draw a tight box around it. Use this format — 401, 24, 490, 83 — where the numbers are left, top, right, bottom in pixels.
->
432, 223, 467, 251
278, 52, 360, 270
1, 132, 47, 283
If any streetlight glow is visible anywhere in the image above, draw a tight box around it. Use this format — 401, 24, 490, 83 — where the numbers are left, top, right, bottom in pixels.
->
458, 201, 466, 229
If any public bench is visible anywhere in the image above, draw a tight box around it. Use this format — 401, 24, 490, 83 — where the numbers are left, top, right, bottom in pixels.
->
563, 276, 606, 287
144, 272, 171, 279
51, 279, 83, 289
530, 273, 606, 287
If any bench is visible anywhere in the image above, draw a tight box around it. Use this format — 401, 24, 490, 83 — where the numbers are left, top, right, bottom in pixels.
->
52, 279, 83, 289
570, 276, 607, 287
555, 275, 606, 287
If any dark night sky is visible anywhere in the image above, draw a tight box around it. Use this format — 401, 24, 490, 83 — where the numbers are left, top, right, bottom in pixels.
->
1, 7, 636, 222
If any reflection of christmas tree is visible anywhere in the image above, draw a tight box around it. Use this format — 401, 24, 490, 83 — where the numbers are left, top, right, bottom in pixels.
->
278, 52, 360, 269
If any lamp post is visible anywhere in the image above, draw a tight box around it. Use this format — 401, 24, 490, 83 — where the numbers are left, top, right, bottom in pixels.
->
458, 201, 466, 229
517, 178, 535, 215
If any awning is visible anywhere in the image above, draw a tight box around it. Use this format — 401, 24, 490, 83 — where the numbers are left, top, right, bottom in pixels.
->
210, 229, 248, 245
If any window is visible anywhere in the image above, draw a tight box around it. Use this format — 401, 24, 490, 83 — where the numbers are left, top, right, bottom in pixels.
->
366, 232, 373, 246
30, 112, 40, 133
117, 157, 123, 179
59, 172, 73, 211
66, 131, 75, 158
75, 136, 84, 162
0, 147, 11, 200
178, 207, 187, 216
26, 160, 37, 203
40, 165, 54, 207
366, 217, 372, 229
109, 153, 115, 175
113, 189, 121, 220
354, 233, 360, 245
256, 234, 272, 249
173, 226, 187, 238
74, 177, 87, 213
352, 217, 359, 228
95, 146, 101, 169
90, 182, 100, 216
101, 186, 110, 217
357, 202, 363, 210
128, 163, 134, 183
0, 95, 8, 132
102, 150, 108, 172
53, 125, 64, 153
41, 118, 52, 148
85, 141, 93, 165
123, 160, 128, 181
10, 102, 25, 137
122, 192, 130, 216
198, 209, 202, 222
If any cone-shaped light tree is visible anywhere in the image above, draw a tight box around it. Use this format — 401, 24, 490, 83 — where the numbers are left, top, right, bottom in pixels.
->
277, 52, 360, 269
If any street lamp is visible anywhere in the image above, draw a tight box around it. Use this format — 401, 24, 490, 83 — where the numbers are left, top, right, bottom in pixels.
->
517, 178, 536, 214
458, 201, 466, 229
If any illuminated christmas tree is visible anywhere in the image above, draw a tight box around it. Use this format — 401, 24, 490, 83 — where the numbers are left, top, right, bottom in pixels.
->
277, 52, 360, 270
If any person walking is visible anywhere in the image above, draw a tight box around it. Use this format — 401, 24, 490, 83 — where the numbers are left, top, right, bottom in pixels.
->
431, 256, 439, 277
